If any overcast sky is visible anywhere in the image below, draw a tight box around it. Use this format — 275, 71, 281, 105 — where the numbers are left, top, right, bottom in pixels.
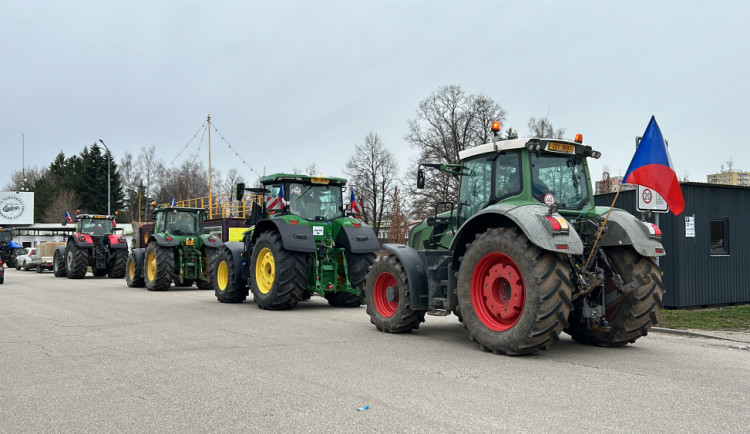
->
2, 1, 748, 191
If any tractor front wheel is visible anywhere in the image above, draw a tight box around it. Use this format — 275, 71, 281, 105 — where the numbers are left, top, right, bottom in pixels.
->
53, 250, 66, 277
325, 252, 375, 307
364, 255, 426, 333
457, 227, 573, 355
108, 249, 128, 278
214, 248, 248, 303
145, 242, 174, 291
196, 247, 219, 289
565, 247, 665, 347
126, 252, 145, 288
249, 231, 306, 310
65, 240, 89, 279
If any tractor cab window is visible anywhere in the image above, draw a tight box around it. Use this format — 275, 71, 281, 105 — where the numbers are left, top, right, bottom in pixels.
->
459, 157, 493, 222
288, 183, 343, 221
0, 231, 11, 242
531, 153, 589, 209
165, 212, 200, 235
495, 152, 522, 200
80, 219, 113, 236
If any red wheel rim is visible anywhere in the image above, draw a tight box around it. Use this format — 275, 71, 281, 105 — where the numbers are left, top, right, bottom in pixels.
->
373, 271, 398, 318
470, 252, 525, 331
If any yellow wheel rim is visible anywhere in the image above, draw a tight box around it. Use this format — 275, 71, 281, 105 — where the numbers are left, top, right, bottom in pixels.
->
255, 247, 275, 295
217, 261, 229, 291
147, 251, 157, 281
128, 260, 135, 280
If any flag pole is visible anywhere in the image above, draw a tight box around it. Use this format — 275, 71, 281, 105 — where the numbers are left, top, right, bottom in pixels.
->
584, 184, 624, 269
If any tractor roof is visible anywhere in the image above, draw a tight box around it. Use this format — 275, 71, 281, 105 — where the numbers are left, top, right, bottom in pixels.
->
260, 173, 348, 186
459, 137, 601, 161
153, 207, 207, 214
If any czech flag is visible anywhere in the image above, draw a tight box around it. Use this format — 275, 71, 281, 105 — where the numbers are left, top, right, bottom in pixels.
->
266, 184, 286, 211
350, 188, 362, 216
64, 211, 73, 223
623, 116, 685, 215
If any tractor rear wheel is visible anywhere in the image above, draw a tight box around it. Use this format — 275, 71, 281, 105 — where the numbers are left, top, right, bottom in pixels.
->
250, 231, 306, 310
214, 248, 248, 303
565, 247, 665, 347
145, 242, 174, 291
325, 252, 375, 307
196, 247, 219, 289
365, 255, 426, 333
65, 240, 89, 279
53, 250, 66, 277
126, 253, 145, 288
457, 227, 573, 355
108, 249, 128, 278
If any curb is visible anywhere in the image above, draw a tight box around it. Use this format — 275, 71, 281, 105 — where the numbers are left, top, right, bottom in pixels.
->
651, 327, 750, 344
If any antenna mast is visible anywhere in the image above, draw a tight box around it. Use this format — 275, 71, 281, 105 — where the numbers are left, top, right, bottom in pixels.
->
207, 114, 213, 219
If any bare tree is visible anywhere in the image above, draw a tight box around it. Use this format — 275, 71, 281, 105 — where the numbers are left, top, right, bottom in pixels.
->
405, 84, 506, 220
528, 117, 566, 139
3, 166, 46, 191
345, 132, 399, 236
387, 186, 407, 244
292, 163, 320, 176
42, 189, 81, 223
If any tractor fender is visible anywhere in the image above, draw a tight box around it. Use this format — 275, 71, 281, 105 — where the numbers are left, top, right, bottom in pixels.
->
253, 219, 317, 253
449, 203, 584, 260
221, 242, 246, 289
148, 234, 180, 247
201, 235, 225, 249
382, 243, 429, 310
69, 233, 94, 248
335, 225, 380, 254
598, 209, 666, 257
129, 248, 145, 279
105, 234, 128, 249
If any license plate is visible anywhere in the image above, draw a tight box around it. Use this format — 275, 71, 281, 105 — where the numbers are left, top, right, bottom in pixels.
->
548, 142, 575, 153
185, 238, 195, 246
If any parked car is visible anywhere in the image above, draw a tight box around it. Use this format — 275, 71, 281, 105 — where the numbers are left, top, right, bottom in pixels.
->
15, 247, 39, 271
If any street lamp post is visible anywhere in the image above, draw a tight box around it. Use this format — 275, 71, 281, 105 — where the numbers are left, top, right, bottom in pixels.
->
98, 139, 111, 216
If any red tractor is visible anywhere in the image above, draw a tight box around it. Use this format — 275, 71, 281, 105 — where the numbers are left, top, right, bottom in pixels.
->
53, 213, 129, 279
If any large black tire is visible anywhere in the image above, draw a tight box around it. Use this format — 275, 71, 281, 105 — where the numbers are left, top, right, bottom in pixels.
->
325, 252, 375, 307
145, 242, 174, 291
214, 248, 248, 303
126, 253, 145, 288
196, 247, 219, 289
65, 240, 89, 279
108, 249, 128, 278
565, 247, 665, 347
53, 250, 66, 277
249, 231, 307, 310
457, 227, 573, 356
364, 255, 426, 333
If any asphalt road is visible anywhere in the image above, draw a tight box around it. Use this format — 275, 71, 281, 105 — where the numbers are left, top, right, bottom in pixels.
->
1, 267, 749, 433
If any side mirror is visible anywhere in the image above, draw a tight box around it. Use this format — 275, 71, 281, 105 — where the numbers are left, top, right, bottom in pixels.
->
236, 183, 245, 201
417, 168, 425, 189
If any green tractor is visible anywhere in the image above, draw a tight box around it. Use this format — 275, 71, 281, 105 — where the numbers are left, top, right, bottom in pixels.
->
213, 174, 380, 309
126, 207, 223, 291
365, 128, 666, 355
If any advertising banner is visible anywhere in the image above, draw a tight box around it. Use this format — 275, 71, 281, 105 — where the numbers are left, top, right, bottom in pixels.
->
0, 192, 34, 225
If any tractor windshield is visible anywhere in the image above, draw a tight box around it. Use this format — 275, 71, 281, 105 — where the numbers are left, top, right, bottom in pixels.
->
531, 153, 590, 210
0, 231, 11, 242
459, 152, 522, 222
80, 219, 113, 236
288, 183, 343, 221
163, 211, 202, 236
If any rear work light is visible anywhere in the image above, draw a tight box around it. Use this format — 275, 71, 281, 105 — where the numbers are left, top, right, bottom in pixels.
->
643, 222, 662, 237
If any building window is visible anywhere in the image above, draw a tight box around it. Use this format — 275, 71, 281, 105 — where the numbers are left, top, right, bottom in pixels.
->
709, 218, 729, 255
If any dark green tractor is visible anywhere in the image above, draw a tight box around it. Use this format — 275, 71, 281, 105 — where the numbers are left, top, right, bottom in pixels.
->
213, 174, 380, 309
126, 207, 223, 291
365, 128, 666, 355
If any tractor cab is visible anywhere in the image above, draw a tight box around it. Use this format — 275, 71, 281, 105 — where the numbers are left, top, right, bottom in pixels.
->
258, 174, 348, 222
155, 207, 205, 237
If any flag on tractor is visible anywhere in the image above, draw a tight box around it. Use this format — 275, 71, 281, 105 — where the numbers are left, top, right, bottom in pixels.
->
169, 197, 176, 207
64, 211, 73, 223
266, 184, 286, 211
350, 188, 362, 215
623, 116, 685, 215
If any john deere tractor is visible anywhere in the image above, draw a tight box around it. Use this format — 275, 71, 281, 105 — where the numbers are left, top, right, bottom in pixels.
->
54, 214, 129, 278
126, 207, 223, 291
213, 174, 380, 309
365, 128, 666, 355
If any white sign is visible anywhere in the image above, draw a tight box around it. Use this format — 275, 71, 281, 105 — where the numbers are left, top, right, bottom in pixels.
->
636, 186, 669, 213
312, 226, 324, 236
0, 192, 34, 225
685, 215, 695, 238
